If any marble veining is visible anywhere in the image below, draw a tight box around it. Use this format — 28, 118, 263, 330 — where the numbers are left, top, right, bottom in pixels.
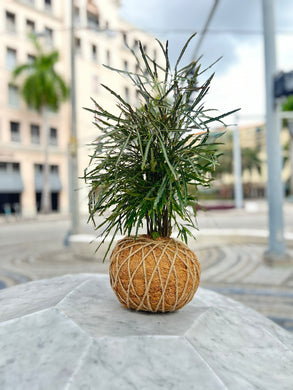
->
0, 307, 91, 390
0, 273, 91, 322
67, 337, 228, 390
0, 273, 292, 390
185, 307, 293, 390
57, 278, 210, 338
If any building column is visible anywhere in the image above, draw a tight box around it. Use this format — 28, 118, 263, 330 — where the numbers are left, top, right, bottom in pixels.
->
21, 161, 36, 217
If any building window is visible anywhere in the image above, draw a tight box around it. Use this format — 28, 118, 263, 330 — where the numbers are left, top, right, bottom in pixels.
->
31, 124, 40, 144
49, 127, 57, 146
6, 11, 16, 33
6, 48, 17, 70
122, 32, 128, 47
133, 40, 139, 51
27, 54, 36, 64
44, 0, 52, 11
26, 19, 35, 34
123, 60, 128, 72
106, 50, 111, 66
75, 37, 81, 56
44, 27, 53, 46
124, 87, 129, 103
35, 163, 43, 173
0, 162, 7, 172
10, 122, 21, 142
50, 165, 59, 173
12, 162, 20, 172
87, 11, 99, 31
74, 6, 80, 25
0, 162, 20, 172
8, 84, 19, 107
92, 44, 97, 61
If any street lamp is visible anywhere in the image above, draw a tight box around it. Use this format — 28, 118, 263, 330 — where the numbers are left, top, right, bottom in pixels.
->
68, 0, 80, 234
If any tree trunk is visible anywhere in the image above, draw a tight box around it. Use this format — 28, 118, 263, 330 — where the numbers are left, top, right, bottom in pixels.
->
41, 106, 51, 213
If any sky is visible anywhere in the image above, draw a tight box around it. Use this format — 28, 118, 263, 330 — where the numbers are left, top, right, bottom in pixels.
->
119, 0, 293, 127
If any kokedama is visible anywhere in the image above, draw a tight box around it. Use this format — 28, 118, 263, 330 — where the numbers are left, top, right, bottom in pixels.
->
84, 33, 238, 312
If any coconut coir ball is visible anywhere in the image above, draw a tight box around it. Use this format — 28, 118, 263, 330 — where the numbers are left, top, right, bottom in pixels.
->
109, 235, 201, 312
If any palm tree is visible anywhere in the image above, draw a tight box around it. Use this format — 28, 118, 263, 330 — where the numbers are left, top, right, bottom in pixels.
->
12, 34, 69, 213
241, 147, 262, 175
282, 95, 293, 196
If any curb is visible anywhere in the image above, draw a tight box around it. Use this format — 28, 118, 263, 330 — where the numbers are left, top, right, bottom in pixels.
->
69, 229, 293, 261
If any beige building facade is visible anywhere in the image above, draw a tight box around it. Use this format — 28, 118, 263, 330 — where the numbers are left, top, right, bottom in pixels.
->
0, 0, 162, 217
214, 122, 291, 198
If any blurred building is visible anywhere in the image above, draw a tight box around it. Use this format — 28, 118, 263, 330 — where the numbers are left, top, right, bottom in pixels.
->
0, 0, 162, 217
213, 123, 291, 199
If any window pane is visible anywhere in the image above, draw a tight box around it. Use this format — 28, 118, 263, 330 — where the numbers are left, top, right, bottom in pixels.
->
0, 162, 7, 172
45, 27, 53, 46
74, 6, 80, 25
26, 19, 35, 34
87, 12, 99, 31
124, 87, 129, 103
6, 48, 17, 70
10, 121, 20, 142
35, 164, 43, 173
8, 84, 19, 107
27, 54, 35, 64
50, 165, 58, 173
75, 38, 81, 55
122, 32, 128, 47
31, 124, 40, 144
12, 162, 20, 172
6, 12, 16, 33
49, 127, 57, 145
44, 0, 52, 11
92, 44, 97, 61
106, 50, 111, 66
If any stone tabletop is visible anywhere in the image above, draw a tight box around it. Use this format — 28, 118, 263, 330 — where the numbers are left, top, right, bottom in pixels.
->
0, 274, 293, 390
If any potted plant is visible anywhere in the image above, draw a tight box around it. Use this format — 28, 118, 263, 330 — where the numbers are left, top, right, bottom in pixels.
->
84, 33, 237, 312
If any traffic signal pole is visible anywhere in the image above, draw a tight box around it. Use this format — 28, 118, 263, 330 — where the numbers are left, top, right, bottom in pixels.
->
262, 0, 287, 263
232, 115, 243, 209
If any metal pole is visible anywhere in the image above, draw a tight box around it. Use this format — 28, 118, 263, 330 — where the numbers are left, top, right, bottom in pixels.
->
69, 0, 80, 234
262, 0, 286, 260
288, 120, 293, 196
232, 115, 243, 209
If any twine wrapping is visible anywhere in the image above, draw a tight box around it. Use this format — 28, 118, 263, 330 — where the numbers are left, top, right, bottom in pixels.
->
109, 235, 201, 312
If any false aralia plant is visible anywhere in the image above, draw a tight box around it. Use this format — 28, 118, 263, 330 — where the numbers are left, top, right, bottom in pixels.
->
84, 33, 239, 260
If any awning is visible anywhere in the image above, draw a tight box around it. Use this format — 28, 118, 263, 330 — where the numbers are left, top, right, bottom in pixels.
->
35, 173, 62, 192
0, 172, 24, 193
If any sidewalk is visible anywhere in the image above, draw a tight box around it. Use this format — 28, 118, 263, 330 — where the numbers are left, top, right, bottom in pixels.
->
0, 199, 293, 331
1, 234, 293, 332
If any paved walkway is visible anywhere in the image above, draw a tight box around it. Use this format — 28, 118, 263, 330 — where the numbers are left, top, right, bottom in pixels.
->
1, 239, 293, 332
1, 199, 293, 331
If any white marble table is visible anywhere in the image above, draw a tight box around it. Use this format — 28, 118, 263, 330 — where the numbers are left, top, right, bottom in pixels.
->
0, 273, 293, 390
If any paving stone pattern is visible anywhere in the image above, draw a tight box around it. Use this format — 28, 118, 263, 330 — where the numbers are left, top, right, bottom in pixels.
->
0, 242, 293, 332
